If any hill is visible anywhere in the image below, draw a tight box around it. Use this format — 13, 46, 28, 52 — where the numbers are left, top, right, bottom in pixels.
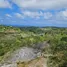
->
0, 25, 67, 67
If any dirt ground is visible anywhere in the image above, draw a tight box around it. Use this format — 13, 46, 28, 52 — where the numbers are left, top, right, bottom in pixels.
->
17, 57, 47, 67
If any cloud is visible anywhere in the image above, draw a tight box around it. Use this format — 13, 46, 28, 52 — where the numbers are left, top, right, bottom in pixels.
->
6, 14, 12, 17
55, 9, 67, 20
15, 13, 24, 19
22, 11, 43, 19
12, 0, 67, 10
14, 10, 67, 20
22, 11, 53, 19
59, 10, 67, 19
44, 12, 53, 19
0, 0, 11, 8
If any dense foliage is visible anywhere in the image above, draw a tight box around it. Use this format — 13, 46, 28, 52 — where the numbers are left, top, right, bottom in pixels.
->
0, 25, 67, 67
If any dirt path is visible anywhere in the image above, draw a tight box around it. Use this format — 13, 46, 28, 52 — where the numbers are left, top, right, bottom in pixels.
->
1, 57, 47, 67
17, 57, 47, 67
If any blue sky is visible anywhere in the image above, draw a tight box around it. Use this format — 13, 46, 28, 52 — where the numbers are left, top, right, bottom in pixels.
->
0, 0, 67, 27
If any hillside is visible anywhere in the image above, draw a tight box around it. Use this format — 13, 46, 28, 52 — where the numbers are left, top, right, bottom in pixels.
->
0, 25, 67, 67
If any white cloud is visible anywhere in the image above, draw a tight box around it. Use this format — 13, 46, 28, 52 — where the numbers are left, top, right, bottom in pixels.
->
0, 0, 11, 8
6, 14, 12, 17
55, 9, 67, 20
44, 12, 52, 19
22, 11, 53, 19
60, 10, 67, 18
15, 13, 24, 19
22, 11, 43, 19
12, 0, 67, 10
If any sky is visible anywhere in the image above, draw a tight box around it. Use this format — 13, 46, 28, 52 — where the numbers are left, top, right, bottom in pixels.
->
0, 0, 67, 27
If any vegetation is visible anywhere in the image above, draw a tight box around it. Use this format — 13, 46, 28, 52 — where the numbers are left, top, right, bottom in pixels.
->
0, 25, 67, 67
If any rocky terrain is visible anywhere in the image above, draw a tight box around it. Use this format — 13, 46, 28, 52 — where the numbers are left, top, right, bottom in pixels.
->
0, 41, 48, 67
